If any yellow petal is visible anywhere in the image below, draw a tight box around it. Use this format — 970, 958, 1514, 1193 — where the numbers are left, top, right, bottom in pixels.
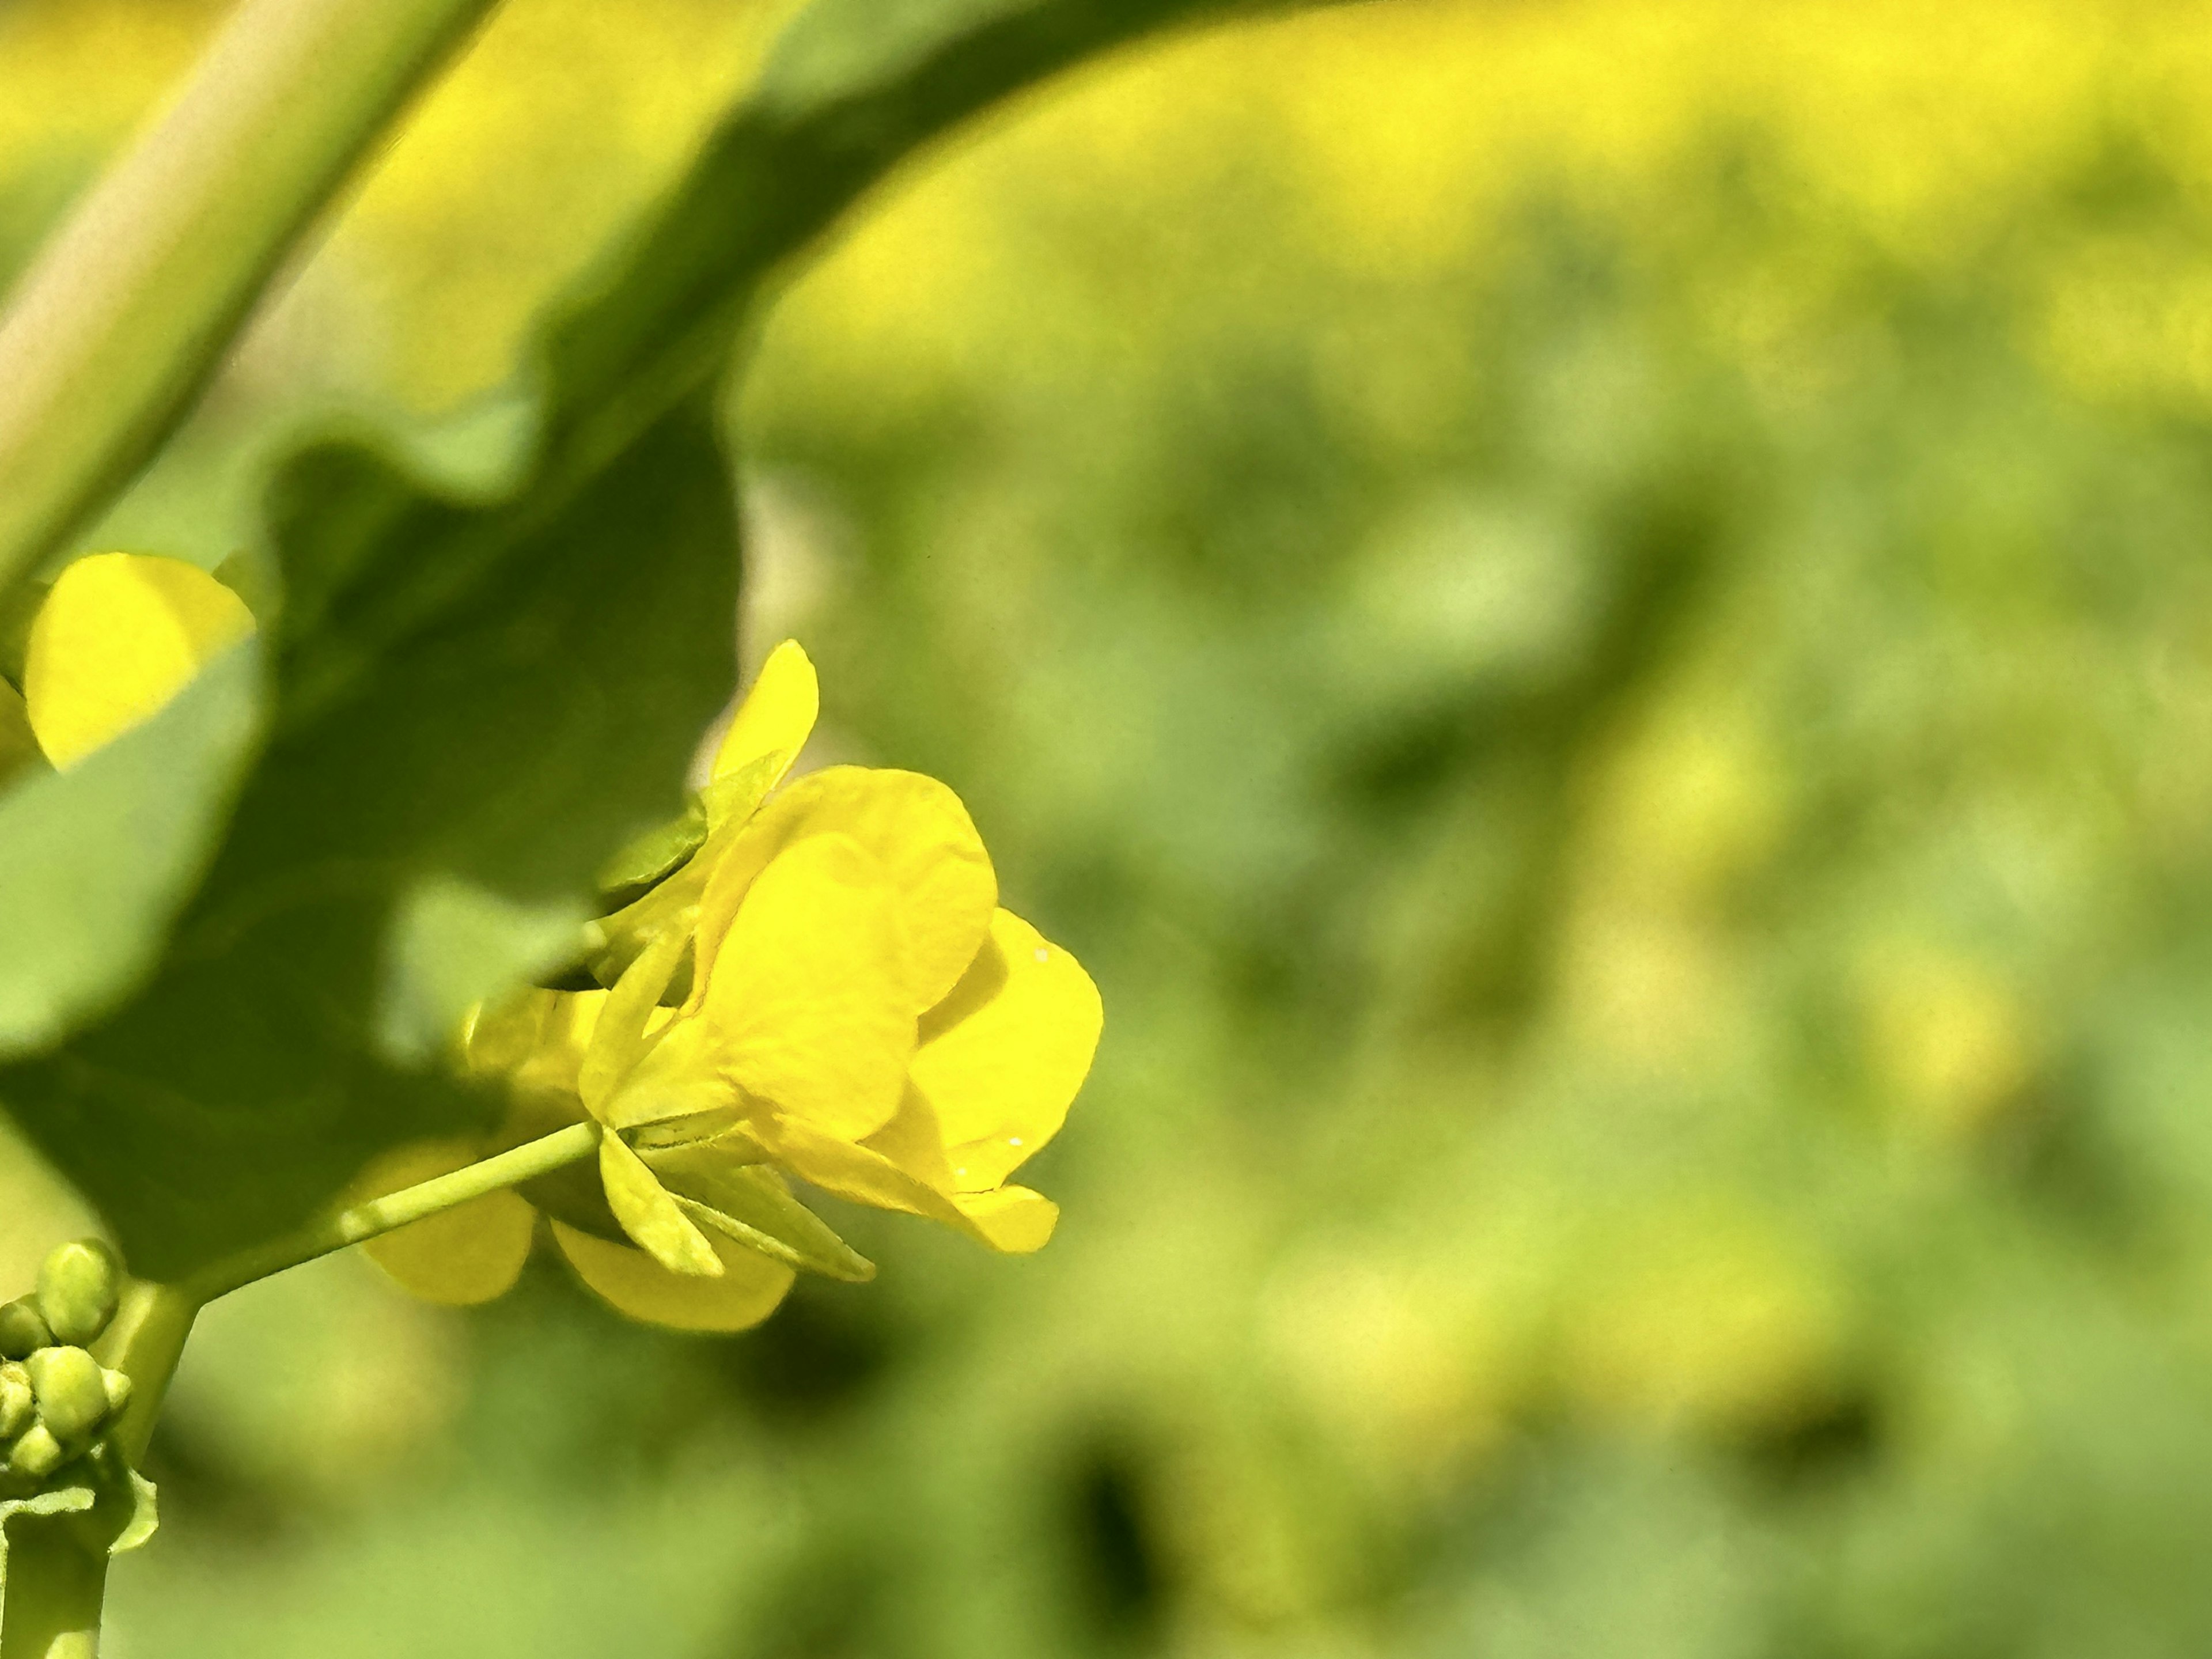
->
711, 638, 817, 793
578, 926, 687, 1118
770, 1115, 1049, 1253
601, 1015, 736, 1130
917, 910, 1102, 1191
953, 1186, 1060, 1254
860, 1081, 959, 1192
769, 1115, 966, 1229
600, 1131, 722, 1277
354, 1139, 535, 1306
704, 831, 914, 1141
25, 552, 255, 767
550, 1221, 794, 1332
694, 767, 995, 1016
512, 990, 606, 1101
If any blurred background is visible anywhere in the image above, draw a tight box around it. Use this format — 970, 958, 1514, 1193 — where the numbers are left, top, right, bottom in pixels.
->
11, 0, 2212, 1653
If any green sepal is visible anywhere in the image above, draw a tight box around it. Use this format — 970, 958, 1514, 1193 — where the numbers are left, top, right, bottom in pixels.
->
588, 750, 788, 990
0, 1440, 158, 1608
596, 796, 711, 902
643, 1146, 875, 1283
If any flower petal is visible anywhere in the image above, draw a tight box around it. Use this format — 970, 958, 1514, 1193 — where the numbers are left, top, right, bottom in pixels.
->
916, 910, 1102, 1191
601, 1016, 736, 1130
770, 1115, 1049, 1254
711, 638, 817, 793
769, 1115, 966, 1229
550, 1221, 794, 1332
953, 1186, 1060, 1254
25, 552, 255, 767
354, 1139, 535, 1306
860, 1081, 959, 1194
578, 927, 687, 1119
600, 1131, 722, 1277
694, 767, 995, 1016
704, 831, 914, 1141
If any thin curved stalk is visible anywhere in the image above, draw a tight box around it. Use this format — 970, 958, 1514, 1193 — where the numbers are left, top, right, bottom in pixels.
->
0, 0, 500, 602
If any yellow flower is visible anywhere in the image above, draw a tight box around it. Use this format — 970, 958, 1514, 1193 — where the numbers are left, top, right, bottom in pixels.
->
364, 640, 1103, 1332
5, 552, 255, 770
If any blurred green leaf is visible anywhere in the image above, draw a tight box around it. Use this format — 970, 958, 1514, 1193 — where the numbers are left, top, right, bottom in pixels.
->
0, 645, 260, 1060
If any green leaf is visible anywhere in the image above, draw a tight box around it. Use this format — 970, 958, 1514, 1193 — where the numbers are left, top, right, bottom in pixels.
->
0, 0, 1286, 1279
0, 644, 260, 1059
1, 409, 741, 1278
377, 876, 589, 1069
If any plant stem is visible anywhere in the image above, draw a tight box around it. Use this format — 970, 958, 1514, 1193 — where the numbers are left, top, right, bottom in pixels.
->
182, 1121, 601, 1304
0, 0, 501, 602
92, 1281, 202, 1468
0, 1523, 105, 1659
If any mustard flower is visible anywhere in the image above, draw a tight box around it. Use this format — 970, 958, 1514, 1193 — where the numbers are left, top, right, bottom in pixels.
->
362, 642, 1103, 1331
6, 552, 253, 768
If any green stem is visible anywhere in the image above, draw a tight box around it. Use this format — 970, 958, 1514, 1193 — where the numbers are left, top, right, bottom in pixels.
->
0, 0, 501, 601
0, 1522, 105, 1659
92, 1281, 202, 1468
182, 1120, 601, 1304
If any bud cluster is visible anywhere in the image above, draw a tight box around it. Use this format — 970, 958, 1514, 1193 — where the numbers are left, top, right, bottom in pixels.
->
0, 1240, 131, 1494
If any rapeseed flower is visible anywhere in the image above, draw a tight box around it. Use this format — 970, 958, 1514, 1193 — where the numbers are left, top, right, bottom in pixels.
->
3, 552, 253, 770
363, 641, 1103, 1331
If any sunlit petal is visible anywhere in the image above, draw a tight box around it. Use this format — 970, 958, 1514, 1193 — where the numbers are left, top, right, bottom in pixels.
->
551, 1221, 794, 1332
918, 910, 1101, 1190
952, 1186, 1060, 1254
705, 832, 914, 1140
25, 552, 254, 767
711, 638, 817, 793
692, 766, 995, 1016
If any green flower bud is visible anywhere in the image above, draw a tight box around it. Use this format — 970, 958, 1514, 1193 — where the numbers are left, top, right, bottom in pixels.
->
0, 1297, 51, 1361
0, 1363, 30, 1440
26, 1345, 107, 1444
100, 1368, 132, 1418
6, 1422, 63, 1482
36, 1239, 119, 1347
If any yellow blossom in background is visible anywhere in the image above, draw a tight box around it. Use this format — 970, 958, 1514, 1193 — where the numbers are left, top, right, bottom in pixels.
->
21, 553, 255, 768
365, 640, 1103, 1331
0, 552, 255, 775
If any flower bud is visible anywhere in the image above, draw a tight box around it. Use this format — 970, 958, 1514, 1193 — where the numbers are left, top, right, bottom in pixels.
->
0, 1363, 30, 1440
6, 1422, 64, 1482
100, 1368, 132, 1418
0, 1297, 51, 1361
26, 1345, 108, 1444
36, 1239, 119, 1347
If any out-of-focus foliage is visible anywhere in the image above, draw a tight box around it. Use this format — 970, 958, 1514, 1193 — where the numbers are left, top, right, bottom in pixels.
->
12, 0, 2212, 1653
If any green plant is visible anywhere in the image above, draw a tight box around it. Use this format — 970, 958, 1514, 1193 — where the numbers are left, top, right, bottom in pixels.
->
0, 0, 1292, 1649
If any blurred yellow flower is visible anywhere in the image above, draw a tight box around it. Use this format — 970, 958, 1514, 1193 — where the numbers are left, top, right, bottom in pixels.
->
364, 640, 1103, 1332
13, 552, 254, 770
